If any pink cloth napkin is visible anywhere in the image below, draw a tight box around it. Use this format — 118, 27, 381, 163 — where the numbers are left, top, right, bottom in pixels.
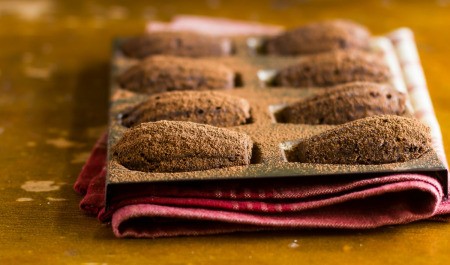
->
74, 16, 450, 238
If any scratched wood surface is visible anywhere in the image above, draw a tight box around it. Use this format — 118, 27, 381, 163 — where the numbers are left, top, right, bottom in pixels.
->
1, 0, 450, 264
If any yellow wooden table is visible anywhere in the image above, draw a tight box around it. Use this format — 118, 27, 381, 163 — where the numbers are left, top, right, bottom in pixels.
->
1, 0, 450, 264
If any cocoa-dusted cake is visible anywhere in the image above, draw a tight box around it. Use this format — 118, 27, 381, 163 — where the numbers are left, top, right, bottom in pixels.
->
121, 31, 233, 59
121, 90, 251, 127
274, 49, 391, 87
278, 82, 407, 124
112, 121, 253, 173
289, 115, 432, 165
118, 55, 235, 94
265, 20, 371, 55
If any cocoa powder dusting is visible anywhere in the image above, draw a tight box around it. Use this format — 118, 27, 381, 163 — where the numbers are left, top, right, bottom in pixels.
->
121, 90, 250, 127
121, 31, 232, 59
266, 19, 371, 55
290, 115, 432, 165
112, 121, 253, 173
278, 82, 407, 124
274, 49, 391, 87
118, 55, 235, 94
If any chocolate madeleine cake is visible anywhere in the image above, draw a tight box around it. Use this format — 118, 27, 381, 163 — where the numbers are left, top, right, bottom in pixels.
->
118, 55, 235, 94
265, 20, 371, 55
278, 82, 407, 124
274, 50, 391, 87
121, 90, 251, 127
113, 121, 253, 173
121, 31, 233, 59
289, 115, 432, 165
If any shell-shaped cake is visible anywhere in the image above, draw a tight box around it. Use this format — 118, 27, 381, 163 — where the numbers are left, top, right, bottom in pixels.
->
113, 121, 253, 173
274, 50, 391, 87
289, 115, 431, 164
118, 55, 235, 94
266, 20, 371, 55
121, 31, 232, 58
121, 91, 251, 127
279, 82, 406, 124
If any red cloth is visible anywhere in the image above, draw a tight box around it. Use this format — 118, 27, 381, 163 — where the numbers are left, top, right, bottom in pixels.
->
73, 16, 450, 238
74, 133, 107, 196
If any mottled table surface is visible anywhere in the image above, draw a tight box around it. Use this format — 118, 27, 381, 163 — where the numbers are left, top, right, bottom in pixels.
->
1, 0, 450, 264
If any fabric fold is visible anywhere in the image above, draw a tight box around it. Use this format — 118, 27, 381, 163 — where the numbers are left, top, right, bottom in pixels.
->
74, 133, 108, 195
112, 181, 440, 237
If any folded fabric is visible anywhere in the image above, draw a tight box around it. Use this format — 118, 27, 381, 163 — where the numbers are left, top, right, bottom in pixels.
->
74, 16, 450, 238
74, 133, 107, 196
146, 15, 283, 36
